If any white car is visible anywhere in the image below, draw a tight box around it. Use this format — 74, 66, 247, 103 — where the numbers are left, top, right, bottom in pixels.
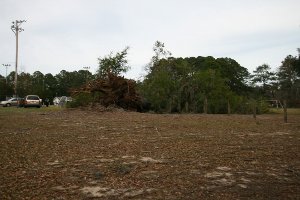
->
24, 95, 42, 108
0, 98, 21, 107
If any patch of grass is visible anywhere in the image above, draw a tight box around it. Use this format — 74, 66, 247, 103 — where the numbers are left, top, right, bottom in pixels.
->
268, 108, 300, 115
0, 105, 63, 115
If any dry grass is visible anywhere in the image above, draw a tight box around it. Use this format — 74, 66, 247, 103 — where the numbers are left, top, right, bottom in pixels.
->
269, 108, 300, 115
0, 107, 299, 199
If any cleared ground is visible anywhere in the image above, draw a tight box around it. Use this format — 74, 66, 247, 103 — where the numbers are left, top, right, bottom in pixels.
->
0, 107, 299, 199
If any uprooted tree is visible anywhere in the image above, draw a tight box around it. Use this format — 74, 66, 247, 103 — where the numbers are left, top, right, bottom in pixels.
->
68, 46, 146, 111
70, 73, 143, 111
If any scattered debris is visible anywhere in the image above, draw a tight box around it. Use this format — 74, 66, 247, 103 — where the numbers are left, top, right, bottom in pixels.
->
140, 157, 165, 164
216, 166, 231, 171
80, 187, 155, 198
121, 155, 136, 159
97, 158, 115, 163
139, 171, 159, 179
1, 110, 299, 199
46, 160, 60, 166
237, 184, 248, 189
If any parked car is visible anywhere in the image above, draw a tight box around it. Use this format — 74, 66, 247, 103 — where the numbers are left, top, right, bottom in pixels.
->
0, 98, 21, 107
24, 95, 42, 108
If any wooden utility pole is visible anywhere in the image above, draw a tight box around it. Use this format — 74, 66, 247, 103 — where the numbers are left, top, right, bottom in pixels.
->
227, 99, 231, 115
203, 96, 208, 114
252, 101, 256, 120
283, 100, 287, 123
11, 20, 26, 96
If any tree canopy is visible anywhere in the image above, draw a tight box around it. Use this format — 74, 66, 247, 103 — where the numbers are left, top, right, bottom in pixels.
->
96, 47, 130, 78
0, 44, 299, 110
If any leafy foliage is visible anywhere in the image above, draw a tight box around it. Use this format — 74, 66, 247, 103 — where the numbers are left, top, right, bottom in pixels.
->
277, 54, 300, 106
295, 48, 300, 76
66, 93, 93, 108
140, 42, 251, 113
97, 47, 130, 79
251, 64, 277, 99
1, 44, 299, 110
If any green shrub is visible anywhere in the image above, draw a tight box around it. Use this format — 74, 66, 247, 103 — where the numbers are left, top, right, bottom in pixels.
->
256, 100, 270, 114
66, 93, 93, 108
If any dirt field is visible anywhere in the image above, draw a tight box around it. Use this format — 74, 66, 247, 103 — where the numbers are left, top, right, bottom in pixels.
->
0, 107, 299, 199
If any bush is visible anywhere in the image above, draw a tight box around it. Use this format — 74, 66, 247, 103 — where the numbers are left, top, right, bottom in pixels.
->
256, 100, 270, 114
66, 93, 93, 108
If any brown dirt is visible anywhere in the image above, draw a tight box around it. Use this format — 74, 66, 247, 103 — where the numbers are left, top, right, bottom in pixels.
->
0, 108, 299, 199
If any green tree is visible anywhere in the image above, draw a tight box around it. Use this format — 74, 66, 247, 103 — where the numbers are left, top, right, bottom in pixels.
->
151, 41, 172, 65
68, 70, 86, 88
4, 72, 17, 97
77, 69, 93, 83
55, 70, 71, 96
145, 41, 172, 75
55, 70, 93, 97
97, 47, 130, 78
141, 47, 254, 113
252, 64, 275, 87
192, 69, 232, 113
295, 48, 300, 76
142, 66, 174, 112
216, 58, 250, 95
17, 72, 33, 97
251, 64, 276, 98
31, 71, 45, 97
277, 55, 300, 105
44, 73, 58, 100
141, 41, 175, 112
0, 75, 12, 100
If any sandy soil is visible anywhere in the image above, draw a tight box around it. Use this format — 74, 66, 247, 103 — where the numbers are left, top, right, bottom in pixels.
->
0, 108, 299, 199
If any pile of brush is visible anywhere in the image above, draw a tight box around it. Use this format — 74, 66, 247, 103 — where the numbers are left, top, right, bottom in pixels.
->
71, 73, 143, 111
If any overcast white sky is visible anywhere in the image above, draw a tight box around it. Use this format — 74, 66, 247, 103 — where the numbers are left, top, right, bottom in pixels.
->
0, 0, 299, 80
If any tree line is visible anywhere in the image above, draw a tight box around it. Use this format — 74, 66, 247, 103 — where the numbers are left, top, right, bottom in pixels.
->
0, 42, 299, 113
139, 43, 300, 113
0, 70, 93, 102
